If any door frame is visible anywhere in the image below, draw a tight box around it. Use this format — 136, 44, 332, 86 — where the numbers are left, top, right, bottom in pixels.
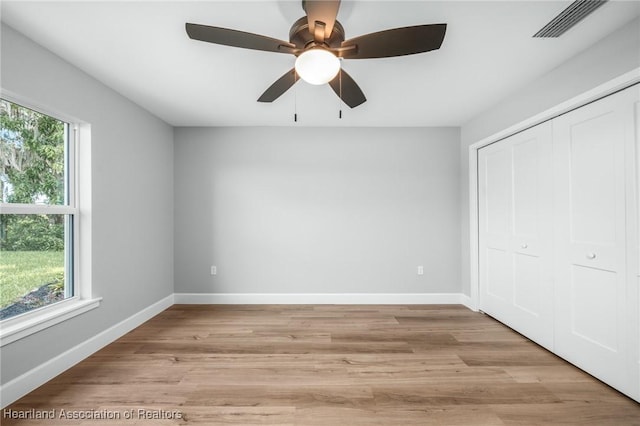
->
468, 68, 640, 311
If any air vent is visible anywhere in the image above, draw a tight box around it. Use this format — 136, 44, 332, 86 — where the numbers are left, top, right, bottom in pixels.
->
533, 0, 608, 38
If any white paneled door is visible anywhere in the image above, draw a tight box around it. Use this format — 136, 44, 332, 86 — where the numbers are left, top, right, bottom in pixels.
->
478, 122, 554, 349
553, 86, 639, 399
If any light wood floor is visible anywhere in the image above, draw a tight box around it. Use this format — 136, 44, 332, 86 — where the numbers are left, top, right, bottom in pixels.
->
4, 305, 640, 425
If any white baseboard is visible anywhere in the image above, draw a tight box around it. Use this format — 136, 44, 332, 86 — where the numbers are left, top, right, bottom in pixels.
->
459, 294, 476, 311
0, 294, 174, 408
174, 292, 468, 305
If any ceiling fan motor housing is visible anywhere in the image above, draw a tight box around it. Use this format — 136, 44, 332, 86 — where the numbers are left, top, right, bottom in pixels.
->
289, 16, 345, 52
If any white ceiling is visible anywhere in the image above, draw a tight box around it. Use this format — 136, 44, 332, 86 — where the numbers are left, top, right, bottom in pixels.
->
2, 1, 639, 127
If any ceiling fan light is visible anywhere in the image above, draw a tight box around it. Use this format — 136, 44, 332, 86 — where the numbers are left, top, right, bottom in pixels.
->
295, 49, 340, 85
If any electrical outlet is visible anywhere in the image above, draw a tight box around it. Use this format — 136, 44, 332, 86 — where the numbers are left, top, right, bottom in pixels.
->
210, 265, 217, 275
417, 266, 424, 275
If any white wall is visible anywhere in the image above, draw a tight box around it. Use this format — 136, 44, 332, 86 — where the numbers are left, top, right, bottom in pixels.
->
0, 25, 174, 384
174, 126, 461, 295
459, 18, 640, 295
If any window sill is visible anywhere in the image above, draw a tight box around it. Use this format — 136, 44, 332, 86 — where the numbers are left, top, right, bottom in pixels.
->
0, 297, 102, 347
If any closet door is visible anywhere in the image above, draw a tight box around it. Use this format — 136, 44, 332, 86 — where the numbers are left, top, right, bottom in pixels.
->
553, 86, 638, 398
478, 122, 554, 349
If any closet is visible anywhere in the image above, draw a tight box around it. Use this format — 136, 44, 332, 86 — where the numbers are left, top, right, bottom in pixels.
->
478, 84, 640, 401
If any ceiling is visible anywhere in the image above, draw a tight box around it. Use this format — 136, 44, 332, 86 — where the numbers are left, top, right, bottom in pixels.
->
1, 1, 639, 127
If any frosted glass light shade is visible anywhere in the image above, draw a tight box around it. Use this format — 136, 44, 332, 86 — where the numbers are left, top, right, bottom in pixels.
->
295, 49, 340, 85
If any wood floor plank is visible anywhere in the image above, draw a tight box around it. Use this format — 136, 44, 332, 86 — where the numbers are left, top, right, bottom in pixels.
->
134, 341, 414, 355
501, 365, 594, 384
293, 406, 506, 425
490, 402, 640, 425
370, 383, 561, 405
182, 385, 375, 408
3, 304, 639, 425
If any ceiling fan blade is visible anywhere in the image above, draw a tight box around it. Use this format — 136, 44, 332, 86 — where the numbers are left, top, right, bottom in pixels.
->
186, 23, 296, 54
328, 69, 366, 108
303, 0, 341, 42
258, 69, 298, 103
340, 24, 447, 59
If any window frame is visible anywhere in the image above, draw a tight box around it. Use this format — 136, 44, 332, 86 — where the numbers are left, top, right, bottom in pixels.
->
0, 92, 100, 346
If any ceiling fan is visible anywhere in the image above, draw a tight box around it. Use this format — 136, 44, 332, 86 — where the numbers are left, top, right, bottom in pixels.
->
186, 0, 447, 108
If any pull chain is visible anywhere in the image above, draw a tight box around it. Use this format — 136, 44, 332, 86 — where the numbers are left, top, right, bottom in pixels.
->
338, 65, 343, 119
294, 70, 298, 123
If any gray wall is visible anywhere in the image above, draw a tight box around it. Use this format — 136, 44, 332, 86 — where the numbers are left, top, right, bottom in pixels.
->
174, 127, 461, 294
0, 25, 174, 384
459, 18, 640, 295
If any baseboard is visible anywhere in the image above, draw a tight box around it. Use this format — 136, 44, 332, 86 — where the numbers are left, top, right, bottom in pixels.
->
174, 292, 468, 305
0, 294, 174, 408
459, 294, 476, 311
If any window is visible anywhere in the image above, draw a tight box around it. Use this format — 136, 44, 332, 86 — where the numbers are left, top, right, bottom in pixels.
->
0, 97, 98, 344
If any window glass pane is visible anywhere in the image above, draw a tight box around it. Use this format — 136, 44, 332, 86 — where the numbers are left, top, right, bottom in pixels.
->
0, 99, 66, 205
0, 214, 72, 320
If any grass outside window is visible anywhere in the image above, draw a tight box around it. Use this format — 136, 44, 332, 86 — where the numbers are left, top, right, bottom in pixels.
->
0, 251, 65, 314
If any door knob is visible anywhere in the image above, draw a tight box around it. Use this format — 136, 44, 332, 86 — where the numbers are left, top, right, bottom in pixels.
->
586, 253, 596, 260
